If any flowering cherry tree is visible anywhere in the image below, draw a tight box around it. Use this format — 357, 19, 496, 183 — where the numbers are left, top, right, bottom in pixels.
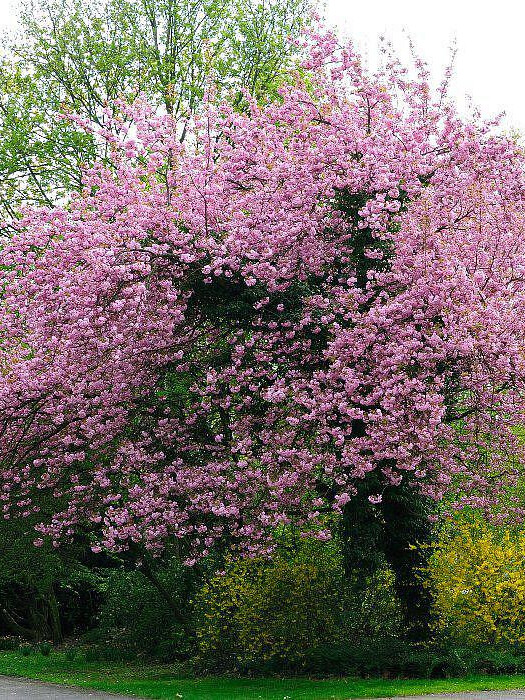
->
1, 32, 525, 563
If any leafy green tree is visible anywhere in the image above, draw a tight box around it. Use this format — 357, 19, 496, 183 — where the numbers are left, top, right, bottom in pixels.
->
0, 515, 102, 643
0, 0, 311, 220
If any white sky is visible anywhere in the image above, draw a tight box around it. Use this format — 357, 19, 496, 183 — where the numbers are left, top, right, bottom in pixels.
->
325, 0, 525, 132
0, 0, 17, 30
0, 0, 524, 131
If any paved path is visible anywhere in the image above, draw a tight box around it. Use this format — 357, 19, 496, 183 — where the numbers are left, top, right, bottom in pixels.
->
2, 678, 525, 700
0, 676, 142, 699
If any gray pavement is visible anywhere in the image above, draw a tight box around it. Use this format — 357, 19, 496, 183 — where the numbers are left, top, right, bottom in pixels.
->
0, 676, 142, 699
2, 677, 525, 700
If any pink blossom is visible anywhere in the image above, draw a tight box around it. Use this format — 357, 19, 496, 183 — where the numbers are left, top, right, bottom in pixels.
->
0, 32, 524, 560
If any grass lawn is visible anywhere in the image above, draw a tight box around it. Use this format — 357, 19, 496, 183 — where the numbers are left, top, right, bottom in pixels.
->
0, 652, 525, 699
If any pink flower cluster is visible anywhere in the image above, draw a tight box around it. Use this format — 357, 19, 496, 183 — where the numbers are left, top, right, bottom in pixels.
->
1, 31, 525, 560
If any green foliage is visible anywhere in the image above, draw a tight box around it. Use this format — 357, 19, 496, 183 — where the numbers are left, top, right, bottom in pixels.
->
82, 646, 138, 663
0, 0, 311, 221
194, 539, 402, 672
39, 642, 52, 657
339, 479, 433, 640
444, 646, 525, 676
295, 639, 525, 679
95, 559, 195, 660
0, 638, 19, 651
64, 647, 77, 662
0, 510, 105, 643
0, 518, 67, 642
425, 515, 525, 648
0, 58, 97, 221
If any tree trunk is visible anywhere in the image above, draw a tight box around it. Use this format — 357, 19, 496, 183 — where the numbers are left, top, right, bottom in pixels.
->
0, 605, 38, 640
380, 485, 432, 641
45, 586, 63, 644
340, 478, 432, 640
138, 559, 188, 628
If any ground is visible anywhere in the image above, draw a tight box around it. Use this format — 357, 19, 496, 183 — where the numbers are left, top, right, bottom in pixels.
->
2, 681, 525, 699
0, 675, 132, 698
2, 652, 525, 699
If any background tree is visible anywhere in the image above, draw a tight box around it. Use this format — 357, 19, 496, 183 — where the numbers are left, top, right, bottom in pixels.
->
0, 514, 103, 643
0, 0, 310, 222
1, 34, 525, 645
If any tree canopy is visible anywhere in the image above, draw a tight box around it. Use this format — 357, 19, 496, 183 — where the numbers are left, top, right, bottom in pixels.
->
1, 31, 524, 562
0, 0, 309, 221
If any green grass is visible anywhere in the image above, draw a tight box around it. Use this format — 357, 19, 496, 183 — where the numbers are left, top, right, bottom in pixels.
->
0, 652, 525, 699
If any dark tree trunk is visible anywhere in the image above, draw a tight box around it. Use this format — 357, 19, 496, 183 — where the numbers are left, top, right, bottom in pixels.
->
45, 586, 63, 644
0, 605, 38, 640
340, 478, 432, 640
380, 485, 432, 640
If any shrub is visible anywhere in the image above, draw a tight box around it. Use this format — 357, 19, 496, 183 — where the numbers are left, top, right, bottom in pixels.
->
425, 516, 525, 648
304, 641, 525, 678
39, 642, 52, 656
64, 647, 77, 662
82, 647, 102, 664
0, 638, 19, 651
194, 539, 402, 672
94, 559, 196, 660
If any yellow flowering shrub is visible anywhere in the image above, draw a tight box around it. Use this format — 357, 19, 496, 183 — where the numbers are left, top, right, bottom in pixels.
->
194, 543, 345, 669
425, 517, 525, 647
194, 539, 401, 670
